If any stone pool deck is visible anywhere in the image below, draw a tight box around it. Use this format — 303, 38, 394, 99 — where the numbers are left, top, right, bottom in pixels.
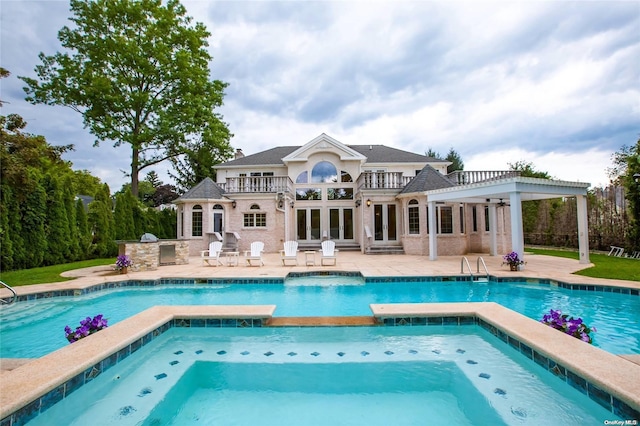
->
1, 252, 639, 422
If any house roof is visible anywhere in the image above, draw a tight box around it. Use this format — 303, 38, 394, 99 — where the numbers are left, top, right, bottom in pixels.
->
217, 144, 444, 168
400, 164, 456, 194
175, 177, 225, 201
218, 146, 299, 167
348, 145, 443, 164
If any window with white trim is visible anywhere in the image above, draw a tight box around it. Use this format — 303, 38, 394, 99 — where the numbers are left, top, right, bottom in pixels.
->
243, 204, 266, 228
439, 206, 453, 234
192, 205, 203, 236
408, 199, 420, 234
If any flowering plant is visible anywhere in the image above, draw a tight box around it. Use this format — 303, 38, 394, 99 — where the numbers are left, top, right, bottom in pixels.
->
503, 251, 524, 267
115, 254, 133, 270
540, 309, 595, 344
64, 314, 108, 343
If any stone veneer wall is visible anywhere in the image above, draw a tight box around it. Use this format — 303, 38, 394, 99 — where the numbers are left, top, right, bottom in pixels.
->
118, 240, 190, 271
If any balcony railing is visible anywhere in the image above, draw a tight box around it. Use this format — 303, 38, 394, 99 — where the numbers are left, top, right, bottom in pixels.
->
221, 176, 293, 194
446, 170, 522, 185
357, 171, 412, 190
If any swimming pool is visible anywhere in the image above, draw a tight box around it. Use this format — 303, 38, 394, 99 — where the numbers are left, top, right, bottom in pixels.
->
1, 275, 639, 357
21, 326, 622, 425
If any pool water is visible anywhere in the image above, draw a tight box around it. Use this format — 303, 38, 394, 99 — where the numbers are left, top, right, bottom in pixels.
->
23, 327, 620, 426
1, 277, 638, 357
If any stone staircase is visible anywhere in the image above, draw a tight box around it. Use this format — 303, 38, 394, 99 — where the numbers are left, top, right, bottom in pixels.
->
297, 242, 361, 252
365, 245, 405, 255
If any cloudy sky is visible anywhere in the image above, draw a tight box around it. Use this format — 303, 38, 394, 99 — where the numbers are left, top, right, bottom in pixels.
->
1, 0, 638, 191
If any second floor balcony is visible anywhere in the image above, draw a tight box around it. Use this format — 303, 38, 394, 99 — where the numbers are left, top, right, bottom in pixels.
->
220, 176, 293, 194
357, 172, 412, 190
218, 170, 522, 194
358, 170, 522, 191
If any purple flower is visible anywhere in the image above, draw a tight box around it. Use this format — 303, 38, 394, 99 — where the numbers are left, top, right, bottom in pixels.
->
503, 251, 523, 265
64, 314, 108, 344
116, 255, 133, 270
540, 309, 594, 344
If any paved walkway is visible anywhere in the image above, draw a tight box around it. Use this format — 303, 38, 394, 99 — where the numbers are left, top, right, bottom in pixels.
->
11, 251, 636, 295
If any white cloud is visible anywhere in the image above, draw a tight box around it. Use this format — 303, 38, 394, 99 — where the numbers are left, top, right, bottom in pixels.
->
465, 148, 613, 188
1, 0, 637, 192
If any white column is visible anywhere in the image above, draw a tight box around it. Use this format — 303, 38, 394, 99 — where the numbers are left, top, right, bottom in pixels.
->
576, 194, 590, 264
509, 192, 524, 259
428, 200, 438, 260
489, 204, 498, 256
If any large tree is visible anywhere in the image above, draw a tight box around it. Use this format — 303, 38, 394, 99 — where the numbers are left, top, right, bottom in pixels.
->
21, 0, 233, 196
424, 147, 464, 173
608, 139, 640, 250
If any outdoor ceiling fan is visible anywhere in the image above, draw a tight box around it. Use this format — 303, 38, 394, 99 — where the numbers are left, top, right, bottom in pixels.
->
497, 199, 509, 207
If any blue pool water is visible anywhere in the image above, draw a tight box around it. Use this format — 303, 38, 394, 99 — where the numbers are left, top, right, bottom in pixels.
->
1, 276, 639, 357
23, 327, 622, 426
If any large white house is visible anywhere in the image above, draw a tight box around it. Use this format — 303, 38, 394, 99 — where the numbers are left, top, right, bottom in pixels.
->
174, 133, 591, 264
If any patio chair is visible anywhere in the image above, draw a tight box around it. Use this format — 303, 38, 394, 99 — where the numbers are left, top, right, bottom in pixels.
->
608, 246, 624, 257
201, 241, 223, 266
320, 240, 337, 266
244, 241, 265, 266
280, 241, 299, 266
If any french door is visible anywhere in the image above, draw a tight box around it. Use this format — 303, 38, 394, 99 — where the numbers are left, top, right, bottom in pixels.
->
374, 203, 397, 242
296, 208, 321, 242
329, 208, 354, 241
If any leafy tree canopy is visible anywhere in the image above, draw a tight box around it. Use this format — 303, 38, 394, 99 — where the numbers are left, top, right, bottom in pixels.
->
21, 0, 233, 197
425, 147, 464, 173
508, 160, 551, 179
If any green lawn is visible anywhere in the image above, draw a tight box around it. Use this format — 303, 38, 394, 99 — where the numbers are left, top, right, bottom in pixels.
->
0, 259, 115, 287
527, 247, 640, 282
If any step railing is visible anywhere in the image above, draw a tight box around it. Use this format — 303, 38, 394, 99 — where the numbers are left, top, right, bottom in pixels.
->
461, 257, 490, 281
0, 280, 17, 305
461, 257, 473, 279
476, 257, 489, 281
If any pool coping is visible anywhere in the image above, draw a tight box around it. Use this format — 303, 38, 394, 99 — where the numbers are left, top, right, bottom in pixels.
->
2, 273, 639, 302
1, 303, 638, 424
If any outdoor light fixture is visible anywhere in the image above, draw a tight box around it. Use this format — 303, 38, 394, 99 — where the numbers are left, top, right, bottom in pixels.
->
290, 201, 295, 209
634, 173, 640, 183
231, 201, 236, 209
355, 199, 361, 208
366, 199, 371, 207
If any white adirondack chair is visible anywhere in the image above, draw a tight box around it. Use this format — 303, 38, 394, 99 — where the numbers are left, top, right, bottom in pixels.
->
244, 241, 265, 266
201, 241, 223, 266
280, 241, 299, 266
320, 240, 337, 266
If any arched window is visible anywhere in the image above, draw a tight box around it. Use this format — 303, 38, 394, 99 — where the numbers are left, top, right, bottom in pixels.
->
408, 199, 420, 234
341, 171, 353, 182
296, 171, 308, 183
311, 161, 338, 183
192, 205, 203, 236
250, 204, 260, 210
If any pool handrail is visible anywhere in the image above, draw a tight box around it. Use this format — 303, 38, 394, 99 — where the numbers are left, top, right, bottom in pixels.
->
477, 256, 489, 281
0, 280, 17, 305
461, 257, 473, 279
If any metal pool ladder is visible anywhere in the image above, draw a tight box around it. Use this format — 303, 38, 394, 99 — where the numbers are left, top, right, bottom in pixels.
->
461, 257, 490, 282
0, 280, 17, 305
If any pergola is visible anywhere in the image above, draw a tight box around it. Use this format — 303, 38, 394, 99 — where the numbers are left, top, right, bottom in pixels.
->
425, 176, 591, 264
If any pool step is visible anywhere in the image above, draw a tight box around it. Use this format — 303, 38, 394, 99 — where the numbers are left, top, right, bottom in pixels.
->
266, 316, 377, 327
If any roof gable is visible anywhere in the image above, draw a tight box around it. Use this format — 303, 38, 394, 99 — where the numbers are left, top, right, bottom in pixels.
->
175, 177, 225, 201
400, 164, 455, 194
282, 133, 367, 163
